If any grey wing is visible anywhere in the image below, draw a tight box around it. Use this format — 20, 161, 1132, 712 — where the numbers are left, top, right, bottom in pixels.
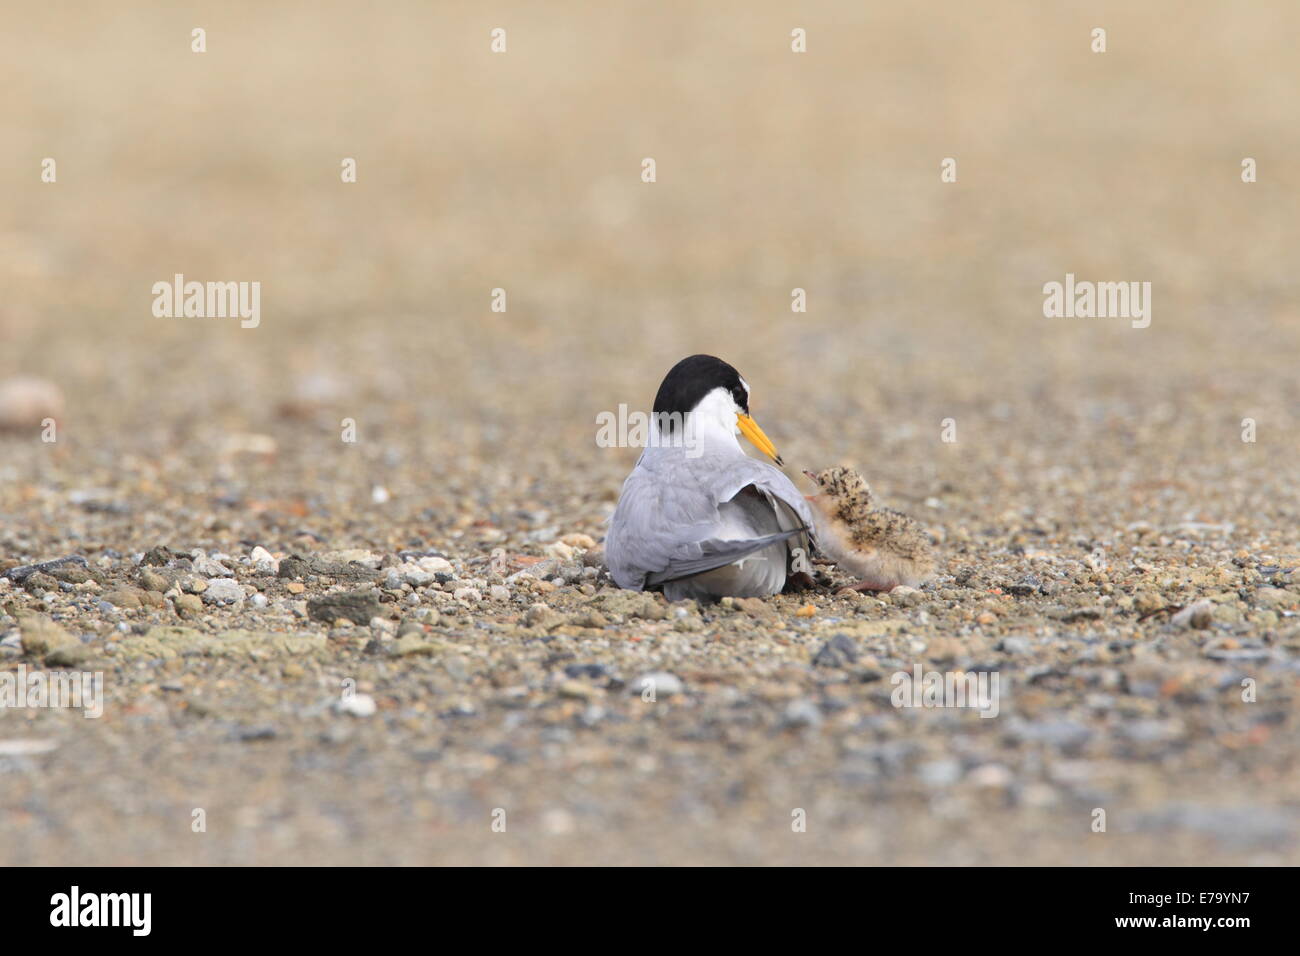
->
605, 454, 815, 590
643, 527, 805, 587
604, 461, 716, 590
716, 457, 817, 573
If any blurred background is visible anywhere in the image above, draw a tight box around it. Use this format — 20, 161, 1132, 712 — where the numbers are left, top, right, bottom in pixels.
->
3, 1, 1296, 500
1, 1, 1297, 865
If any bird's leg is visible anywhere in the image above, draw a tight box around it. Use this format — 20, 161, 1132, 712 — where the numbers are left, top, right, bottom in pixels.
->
836, 578, 893, 595
783, 570, 818, 593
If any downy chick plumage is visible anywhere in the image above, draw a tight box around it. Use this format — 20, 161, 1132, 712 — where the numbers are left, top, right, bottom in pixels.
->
804, 466, 935, 591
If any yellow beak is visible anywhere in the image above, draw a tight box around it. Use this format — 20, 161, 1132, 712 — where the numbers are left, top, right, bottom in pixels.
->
737, 413, 783, 466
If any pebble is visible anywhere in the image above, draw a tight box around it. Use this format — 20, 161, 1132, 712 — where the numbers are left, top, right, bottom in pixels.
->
1255, 587, 1293, 609
0, 377, 63, 430
174, 593, 203, 615
335, 694, 378, 717
631, 672, 684, 698
812, 634, 860, 668
0, 739, 59, 756
191, 552, 234, 578
417, 556, 453, 575
1171, 600, 1214, 630
202, 578, 245, 606
138, 568, 169, 593
307, 590, 381, 624
103, 587, 143, 609
558, 679, 603, 701
524, 603, 564, 630
781, 699, 824, 729
250, 546, 279, 574
918, 759, 962, 787
18, 614, 79, 659
998, 635, 1032, 655
890, 585, 922, 607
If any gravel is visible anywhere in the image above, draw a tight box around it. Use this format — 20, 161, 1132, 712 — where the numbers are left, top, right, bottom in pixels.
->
2, 1, 1298, 866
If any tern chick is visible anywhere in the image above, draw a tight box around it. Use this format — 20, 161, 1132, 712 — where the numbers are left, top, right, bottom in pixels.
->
803, 466, 935, 591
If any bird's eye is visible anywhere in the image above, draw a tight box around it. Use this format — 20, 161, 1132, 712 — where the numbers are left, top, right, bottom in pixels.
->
732, 387, 748, 412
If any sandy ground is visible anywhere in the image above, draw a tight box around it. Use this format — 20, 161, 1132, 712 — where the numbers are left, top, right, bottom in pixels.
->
1, 2, 1297, 865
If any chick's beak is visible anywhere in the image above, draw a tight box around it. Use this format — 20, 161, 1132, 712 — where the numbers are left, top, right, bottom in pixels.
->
737, 413, 783, 466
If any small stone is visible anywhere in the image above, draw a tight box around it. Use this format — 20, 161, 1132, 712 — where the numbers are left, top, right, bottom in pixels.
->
1212, 603, 1242, 625
781, 699, 823, 729
19, 614, 78, 660
918, 759, 963, 787
570, 609, 608, 629
735, 596, 775, 619
285, 582, 305, 594
998, 635, 1032, 655
630, 672, 684, 698
250, 593, 269, 609
307, 590, 382, 624
967, 764, 1013, 789
560, 533, 597, 550
5, 555, 88, 584
46, 643, 95, 667
565, 663, 609, 680
0, 739, 58, 756
277, 555, 311, 580
890, 585, 922, 607
250, 546, 279, 574
1255, 587, 1293, 610
452, 587, 481, 604
22, 572, 57, 593
324, 549, 381, 569
584, 590, 668, 621
235, 725, 278, 742
391, 634, 446, 657
1171, 599, 1214, 630
1134, 590, 1164, 615
395, 563, 433, 586
138, 568, 169, 593
1007, 575, 1041, 597
103, 587, 143, 609
926, 636, 963, 661
812, 634, 860, 668
0, 377, 63, 431
335, 694, 377, 717
544, 540, 576, 561
488, 585, 510, 602
202, 578, 245, 606
558, 680, 602, 701
417, 556, 453, 575
524, 603, 564, 630
140, 547, 175, 567
191, 552, 233, 577
174, 593, 203, 615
